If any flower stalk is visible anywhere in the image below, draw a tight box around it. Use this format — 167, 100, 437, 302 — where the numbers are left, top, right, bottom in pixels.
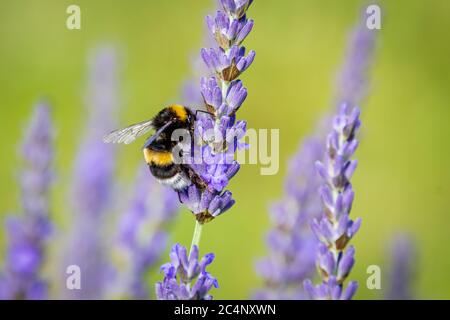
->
190, 220, 204, 255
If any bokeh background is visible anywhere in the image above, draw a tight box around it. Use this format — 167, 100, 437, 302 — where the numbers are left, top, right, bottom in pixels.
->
1, 0, 450, 299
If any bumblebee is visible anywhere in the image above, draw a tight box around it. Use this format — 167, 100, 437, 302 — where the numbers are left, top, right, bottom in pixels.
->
103, 104, 206, 191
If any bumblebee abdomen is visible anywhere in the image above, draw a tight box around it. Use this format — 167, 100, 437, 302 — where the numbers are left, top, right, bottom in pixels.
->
149, 163, 178, 179
144, 147, 191, 190
149, 164, 191, 190
156, 172, 191, 190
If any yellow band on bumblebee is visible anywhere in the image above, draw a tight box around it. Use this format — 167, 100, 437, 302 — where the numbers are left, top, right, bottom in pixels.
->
143, 148, 173, 165
169, 104, 188, 122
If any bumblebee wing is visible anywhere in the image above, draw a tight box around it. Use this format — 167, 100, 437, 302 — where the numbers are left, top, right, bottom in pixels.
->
142, 120, 173, 149
103, 119, 154, 144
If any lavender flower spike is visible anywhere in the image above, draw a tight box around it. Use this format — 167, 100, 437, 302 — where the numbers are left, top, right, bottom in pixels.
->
63, 48, 119, 299
157, 0, 254, 300
155, 244, 218, 300
117, 165, 179, 299
304, 103, 362, 300
180, 0, 255, 224
0, 102, 54, 300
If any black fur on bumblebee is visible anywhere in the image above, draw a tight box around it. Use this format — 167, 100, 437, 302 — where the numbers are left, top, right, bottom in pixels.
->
103, 104, 208, 192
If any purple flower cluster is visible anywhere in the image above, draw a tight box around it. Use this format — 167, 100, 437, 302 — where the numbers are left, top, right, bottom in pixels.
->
155, 244, 218, 300
304, 104, 362, 300
255, 138, 323, 299
179, 0, 255, 224
0, 103, 54, 300
118, 166, 179, 299
63, 48, 119, 299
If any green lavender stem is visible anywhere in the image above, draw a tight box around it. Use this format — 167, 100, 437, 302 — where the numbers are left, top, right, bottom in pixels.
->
190, 220, 204, 255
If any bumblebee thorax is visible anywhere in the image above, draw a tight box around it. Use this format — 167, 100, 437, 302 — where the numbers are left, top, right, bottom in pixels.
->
169, 104, 188, 122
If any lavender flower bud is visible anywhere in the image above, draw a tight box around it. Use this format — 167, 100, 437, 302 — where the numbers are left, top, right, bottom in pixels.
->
206, 11, 254, 49
0, 102, 54, 300
221, 0, 253, 19
225, 80, 248, 113
201, 46, 255, 82
155, 244, 218, 300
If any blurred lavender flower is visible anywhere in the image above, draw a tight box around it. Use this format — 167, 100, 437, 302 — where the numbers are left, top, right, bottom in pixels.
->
0, 102, 54, 300
179, 0, 255, 224
301, 11, 377, 300
181, 38, 213, 107
304, 103, 362, 300
62, 48, 119, 299
255, 138, 323, 299
117, 165, 179, 299
336, 11, 378, 107
386, 234, 416, 300
155, 244, 218, 300
256, 10, 377, 300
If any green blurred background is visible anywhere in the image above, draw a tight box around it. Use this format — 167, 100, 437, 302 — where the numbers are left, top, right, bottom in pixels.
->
1, 0, 450, 299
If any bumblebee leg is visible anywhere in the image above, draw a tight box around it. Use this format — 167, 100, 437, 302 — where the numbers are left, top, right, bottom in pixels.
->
177, 190, 183, 204
180, 165, 209, 191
